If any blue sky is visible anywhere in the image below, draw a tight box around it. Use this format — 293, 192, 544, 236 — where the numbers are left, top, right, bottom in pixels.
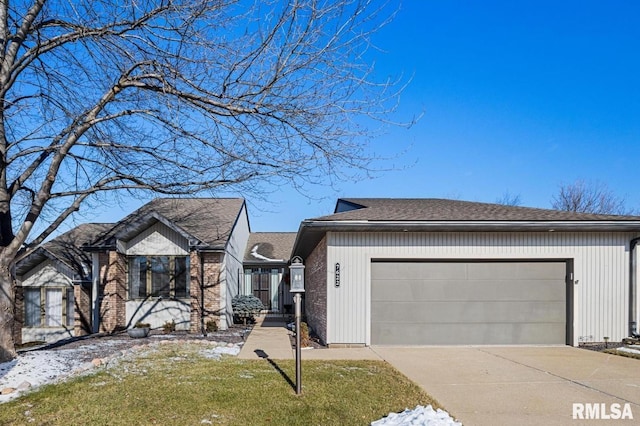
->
88, 1, 640, 232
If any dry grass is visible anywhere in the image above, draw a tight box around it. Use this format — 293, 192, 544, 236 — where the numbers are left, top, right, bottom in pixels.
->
0, 344, 438, 425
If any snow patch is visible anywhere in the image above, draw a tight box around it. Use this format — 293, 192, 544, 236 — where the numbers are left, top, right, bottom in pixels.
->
617, 346, 640, 356
250, 244, 284, 262
372, 405, 462, 426
1, 341, 243, 403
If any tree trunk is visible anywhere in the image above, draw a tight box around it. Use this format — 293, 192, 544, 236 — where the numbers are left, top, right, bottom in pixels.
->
0, 263, 16, 362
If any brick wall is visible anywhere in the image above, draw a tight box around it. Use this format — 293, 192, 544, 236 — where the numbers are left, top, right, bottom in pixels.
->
190, 251, 223, 333
74, 284, 92, 336
99, 251, 127, 333
305, 235, 328, 344
95, 250, 223, 334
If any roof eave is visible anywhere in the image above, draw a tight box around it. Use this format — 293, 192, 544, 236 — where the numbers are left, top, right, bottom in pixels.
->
291, 219, 640, 259
304, 219, 640, 232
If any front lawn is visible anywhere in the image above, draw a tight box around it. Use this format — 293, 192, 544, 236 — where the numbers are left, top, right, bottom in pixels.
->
0, 344, 438, 425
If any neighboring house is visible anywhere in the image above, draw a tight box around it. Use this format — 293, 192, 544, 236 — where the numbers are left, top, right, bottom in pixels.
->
15, 198, 251, 344
291, 198, 640, 347
14, 223, 112, 344
243, 232, 297, 313
83, 198, 251, 335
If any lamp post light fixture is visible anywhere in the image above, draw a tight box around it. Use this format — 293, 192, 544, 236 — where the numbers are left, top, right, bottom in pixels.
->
289, 256, 305, 395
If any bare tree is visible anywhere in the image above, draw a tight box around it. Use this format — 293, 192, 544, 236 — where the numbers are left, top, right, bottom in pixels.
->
0, 0, 406, 361
495, 191, 522, 206
551, 180, 635, 215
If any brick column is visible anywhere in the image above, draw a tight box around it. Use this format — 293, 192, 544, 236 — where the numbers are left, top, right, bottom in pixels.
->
190, 251, 223, 333
305, 236, 328, 344
99, 251, 127, 333
73, 284, 92, 336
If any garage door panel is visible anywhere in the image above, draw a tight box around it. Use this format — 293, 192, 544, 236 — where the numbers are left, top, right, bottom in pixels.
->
371, 261, 568, 345
372, 279, 565, 302
467, 262, 566, 280
372, 322, 566, 345
372, 301, 566, 324
371, 262, 468, 280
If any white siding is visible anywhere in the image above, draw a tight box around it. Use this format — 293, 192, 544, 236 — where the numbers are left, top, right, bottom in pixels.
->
222, 203, 251, 326
125, 222, 189, 255
20, 260, 72, 287
126, 300, 191, 330
326, 231, 640, 346
19, 260, 75, 344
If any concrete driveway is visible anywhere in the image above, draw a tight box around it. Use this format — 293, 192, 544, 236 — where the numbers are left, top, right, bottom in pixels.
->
372, 346, 640, 426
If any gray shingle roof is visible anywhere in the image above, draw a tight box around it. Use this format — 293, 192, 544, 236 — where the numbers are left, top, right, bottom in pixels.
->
316, 198, 640, 222
17, 223, 113, 277
292, 198, 640, 259
92, 198, 246, 249
244, 232, 297, 263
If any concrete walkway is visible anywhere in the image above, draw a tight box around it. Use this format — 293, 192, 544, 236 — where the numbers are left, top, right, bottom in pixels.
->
238, 315, 381, 360
238, 317, 640, 424
372, 346, 640, 426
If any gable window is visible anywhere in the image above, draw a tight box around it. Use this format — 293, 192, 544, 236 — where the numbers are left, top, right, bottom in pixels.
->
24, 287, 74, 328
128, 255, 190, 299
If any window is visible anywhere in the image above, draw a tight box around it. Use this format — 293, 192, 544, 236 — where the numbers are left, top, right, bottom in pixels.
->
128, 256, 190, 299
174, 257, 188, 298
24, 287, 74, 328
45, 289, 63, 327
66, 288, 75, 327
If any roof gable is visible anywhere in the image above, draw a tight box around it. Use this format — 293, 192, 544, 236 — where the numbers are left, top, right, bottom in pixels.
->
91, 198, 246, 250
17, 223, 112, 278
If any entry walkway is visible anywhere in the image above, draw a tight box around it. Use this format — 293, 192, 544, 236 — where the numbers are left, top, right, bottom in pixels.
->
238, 317, 640, 424
238, 315, 381, 360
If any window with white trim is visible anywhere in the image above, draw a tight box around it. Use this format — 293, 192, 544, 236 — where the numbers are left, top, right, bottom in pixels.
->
128, 255, 190, 299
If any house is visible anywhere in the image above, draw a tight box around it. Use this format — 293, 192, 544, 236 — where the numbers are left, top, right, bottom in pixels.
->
291, 198, 640, 347
84, 198, 251, 334
14, 223, 112, 344
14, 198, 252, 343
243, 232, 297, 314
15, 196, 640, 348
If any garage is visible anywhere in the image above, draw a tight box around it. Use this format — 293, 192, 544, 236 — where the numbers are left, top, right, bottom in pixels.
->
371, 260, 570, 345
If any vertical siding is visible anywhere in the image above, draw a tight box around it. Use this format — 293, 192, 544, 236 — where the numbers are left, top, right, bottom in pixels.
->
326, 231, 639, 346
223, 204, 251, 326
20, 260, 72, 287
125, 222, 189, 255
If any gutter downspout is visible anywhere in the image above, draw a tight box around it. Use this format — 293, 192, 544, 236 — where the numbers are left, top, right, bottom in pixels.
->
630, 237, 640, 337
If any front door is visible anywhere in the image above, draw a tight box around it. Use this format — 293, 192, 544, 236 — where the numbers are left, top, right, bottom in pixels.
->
252, 271, 271, 310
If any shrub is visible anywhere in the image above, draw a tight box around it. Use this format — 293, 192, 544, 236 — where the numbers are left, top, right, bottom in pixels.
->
232, 295, 264, 324
300, 322, 311, 347
206, 319, 218, 333
134, 322, 150, 329
163, 320, 176, 333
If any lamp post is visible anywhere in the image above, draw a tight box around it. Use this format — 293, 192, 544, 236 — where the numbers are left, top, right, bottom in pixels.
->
289, 256, 305, 395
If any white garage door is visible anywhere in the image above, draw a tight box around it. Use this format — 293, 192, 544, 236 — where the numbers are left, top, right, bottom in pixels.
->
371, 261, 569, 345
